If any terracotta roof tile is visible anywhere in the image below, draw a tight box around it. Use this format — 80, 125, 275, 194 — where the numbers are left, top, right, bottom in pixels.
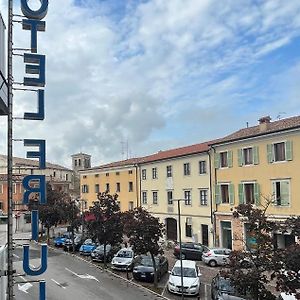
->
210, 115, 300, 145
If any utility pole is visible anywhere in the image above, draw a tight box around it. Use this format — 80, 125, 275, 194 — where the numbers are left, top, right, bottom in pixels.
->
7, 0, 14, 298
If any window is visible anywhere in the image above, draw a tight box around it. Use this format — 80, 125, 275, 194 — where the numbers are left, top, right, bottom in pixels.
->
238, 147, 259, 166
243, 148, 253, 165
220, 152, 228, 168
152, 167, 157, 179
221, 185, 229, 203
53, 171, 56, 177
30, 169, 34, 175
83, 175, 87, 179
199, 161, 206, 174
95, 174, 99, 178
185, 218, 192, 237
244, 183, 254, 204
74, 160, 77, 167
199, 189, 208, 206
106, 183, 110, 192
184, 190, 192, 205
116, 172, 120, 176
142, 169, 147, 180
272, 180, 290, 206
166, 165, 172, 177
128, 201, 134, 211
129, 181, 133, 192
95, 184, 100, 193
116, 182, 120, 192
106, 173, 109, 177
81, 185, 89, 193
238, 183, 260, 205
152, 191, 158, 204
0, 202, 3, 210
267, 141, 293, 163
142, 191, 147, 205
128, 170, 133, 174
183, 163, 190, 176
167, 191, 173, 205
13, 183, 16, 194
0, 184, 3, 194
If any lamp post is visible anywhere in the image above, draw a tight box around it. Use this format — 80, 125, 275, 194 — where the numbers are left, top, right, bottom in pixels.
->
173, 199, 185, 300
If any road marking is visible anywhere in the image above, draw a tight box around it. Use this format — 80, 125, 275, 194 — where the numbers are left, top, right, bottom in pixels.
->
51, 278, 66, 289
18, 282, 33, 294
13, 253, 20, 259
65, 267, 99, 282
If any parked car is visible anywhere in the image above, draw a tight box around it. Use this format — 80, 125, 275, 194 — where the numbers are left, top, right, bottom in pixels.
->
111, 248, 134, 271
202, 247, 231, 267
54, 232, 72, 247
132, 255, 169, 282
211, 274, 248, 300
79, 239, 97, 255
278, 293, 297, 300
91, 244, 116, 262
168, 260, 201, 296
63, 234, 83, 252
173, 242, 209, 260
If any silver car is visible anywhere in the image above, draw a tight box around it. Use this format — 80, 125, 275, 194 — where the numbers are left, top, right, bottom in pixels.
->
202, 248, 231, 267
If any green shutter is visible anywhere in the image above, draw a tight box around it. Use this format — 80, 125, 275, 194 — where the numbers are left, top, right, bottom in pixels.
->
215, 184, 221, 205
238, 184, 244, 204
214, 153, 220, 169
267, 144, 273, 163
254, 183, 260, 206
227, 151, 233, 168
285, 141, 293, 161
229, 184, 235, 205
238, 149, 243, 166
253, 146, 259, 165
280, 181, 290, 206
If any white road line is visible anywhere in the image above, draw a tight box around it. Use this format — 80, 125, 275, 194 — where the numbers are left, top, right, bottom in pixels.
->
13, 253, 20, 258
65, 267, 78, 277
51, 278, 66, 289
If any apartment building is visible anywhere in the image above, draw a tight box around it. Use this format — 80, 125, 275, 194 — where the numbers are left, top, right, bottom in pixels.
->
210, 116, 300, 250
79, 158, 140, 211
140, 143, 213, 247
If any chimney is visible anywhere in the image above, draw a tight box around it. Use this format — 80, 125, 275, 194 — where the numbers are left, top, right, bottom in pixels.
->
258, 116, 271, 132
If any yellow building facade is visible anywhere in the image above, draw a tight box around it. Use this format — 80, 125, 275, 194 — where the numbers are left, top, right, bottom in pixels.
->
210, 116, 300, 250
79, 159, 140, 212
140, 143, 214, 247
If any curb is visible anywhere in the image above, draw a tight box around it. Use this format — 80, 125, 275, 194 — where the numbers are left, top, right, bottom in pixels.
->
43, 242, 171, 300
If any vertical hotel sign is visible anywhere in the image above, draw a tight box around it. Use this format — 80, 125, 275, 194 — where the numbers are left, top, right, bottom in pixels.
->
20, 1, 48, 299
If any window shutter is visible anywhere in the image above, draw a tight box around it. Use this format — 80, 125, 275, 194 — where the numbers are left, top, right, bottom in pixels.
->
253, 146, 259, 165
238, 184, 244, 204
229, 184, 235, 205
285, 141, 293, 161
254, 183, 260, 206
267, 144, 273, 163
238, 149, 243, 166
214, 153, 220, 169
227, 151, 233, 168
215, 185, 221, 205
281, 181, 290, 206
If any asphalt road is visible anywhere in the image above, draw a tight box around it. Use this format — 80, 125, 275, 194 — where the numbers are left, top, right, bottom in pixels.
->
12, 243, 164, 300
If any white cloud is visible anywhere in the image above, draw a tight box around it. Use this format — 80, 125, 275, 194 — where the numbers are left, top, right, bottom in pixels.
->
0, 0, 300, 168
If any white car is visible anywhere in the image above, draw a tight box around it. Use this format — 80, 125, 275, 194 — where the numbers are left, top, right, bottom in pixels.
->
278, 293, 297, 300
168, 260, 201, 296
111, 248, 134, 271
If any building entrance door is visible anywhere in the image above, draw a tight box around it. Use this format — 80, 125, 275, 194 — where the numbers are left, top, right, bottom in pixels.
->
166, 218, 177, 241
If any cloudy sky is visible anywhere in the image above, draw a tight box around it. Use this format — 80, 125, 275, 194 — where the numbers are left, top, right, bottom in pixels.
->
0, 0, 300, 168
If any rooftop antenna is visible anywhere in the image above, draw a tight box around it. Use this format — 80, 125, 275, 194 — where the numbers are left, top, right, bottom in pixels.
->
277, 112, 286, 120
121, 140, 125, 160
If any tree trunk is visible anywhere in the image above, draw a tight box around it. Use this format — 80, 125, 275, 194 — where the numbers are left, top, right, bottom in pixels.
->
72, 227, 75, 252
150, 252, 158, 288
103, 243, 107, 268
47, 227, 50, 245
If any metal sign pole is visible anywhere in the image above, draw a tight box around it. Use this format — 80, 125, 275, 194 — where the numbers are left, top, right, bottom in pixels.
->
7, 0, 14, 298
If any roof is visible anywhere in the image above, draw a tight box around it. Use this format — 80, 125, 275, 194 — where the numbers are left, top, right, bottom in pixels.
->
210, 115, 300, 145
71, 152, 91, 157
0, 154, 72, 171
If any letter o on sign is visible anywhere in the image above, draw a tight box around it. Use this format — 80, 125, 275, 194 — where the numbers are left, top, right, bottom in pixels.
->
21, 0, 49, 20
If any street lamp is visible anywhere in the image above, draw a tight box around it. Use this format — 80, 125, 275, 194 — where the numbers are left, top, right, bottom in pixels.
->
173, 199, 185, 300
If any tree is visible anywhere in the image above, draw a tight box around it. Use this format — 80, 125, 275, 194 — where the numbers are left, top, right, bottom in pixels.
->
222, 202, 300, 300
28, 183, 72, 244
85, 192, 123, 267
123, 207, 165, 288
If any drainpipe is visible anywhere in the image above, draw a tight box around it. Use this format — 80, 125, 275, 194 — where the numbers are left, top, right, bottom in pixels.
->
210, 145, 218, 247
134, 163, 141, 207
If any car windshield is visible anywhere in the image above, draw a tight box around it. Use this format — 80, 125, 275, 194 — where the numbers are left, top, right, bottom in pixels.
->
84, 239, 93, 245
172, 267, 196, 278
140, 257, 159, 267
218, 278, 235, 294
117, 250, 133, 258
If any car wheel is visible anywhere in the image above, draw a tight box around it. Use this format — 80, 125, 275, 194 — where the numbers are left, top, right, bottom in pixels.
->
181, 253, 186, 260
209, 260, 217, 267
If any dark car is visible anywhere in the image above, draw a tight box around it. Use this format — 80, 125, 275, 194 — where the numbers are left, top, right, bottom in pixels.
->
91, 244, 117, 262
63, 234, 84, 252
211, 274, 248, 300
132, 255, 169, 282
173, 242, 209, 260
